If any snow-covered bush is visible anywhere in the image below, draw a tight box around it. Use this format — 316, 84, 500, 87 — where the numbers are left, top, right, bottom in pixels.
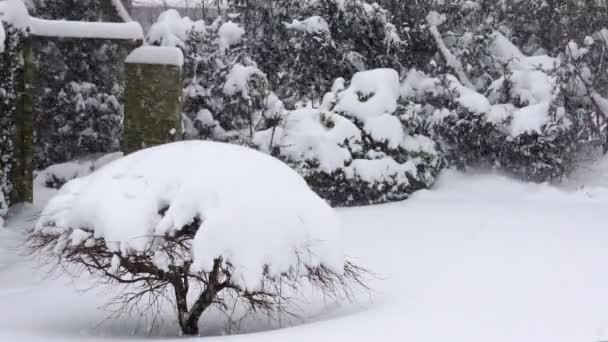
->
148, 10, 270, 141
147, 9, 441, 206
226, 0, 406, 107
30, 0, 135, 168
256, 69, 443, 206
401, 27, 595, 182
29, 141, 367, 336
488, 0, 608, 55
560, 30, 608, 153
35, 82, 122, 167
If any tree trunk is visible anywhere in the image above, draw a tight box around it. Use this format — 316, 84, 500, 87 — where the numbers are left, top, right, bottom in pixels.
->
174, 259, 224, 336
180, 318, 200, 336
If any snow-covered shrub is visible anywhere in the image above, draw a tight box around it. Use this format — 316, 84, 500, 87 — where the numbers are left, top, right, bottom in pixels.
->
560, 30, 608, 153
35, 82, 122, 167
30, 0, 135, 168
400, 39, 587, 182
148, 10, 270, 141
29, 141, 367, 336
488, 0, 608, 55
393, 0, 607, 182
432, 102, 578, 182
256, 69, 443, 206
227, 0, 406, 107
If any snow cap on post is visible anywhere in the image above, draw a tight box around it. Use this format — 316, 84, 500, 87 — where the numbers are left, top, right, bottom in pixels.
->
124, 46, 183, 153
125, 46, 184, 67
28, 19, 144, 41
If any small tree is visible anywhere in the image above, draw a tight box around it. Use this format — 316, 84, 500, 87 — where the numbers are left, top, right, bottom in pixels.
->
28, 141, 368, 336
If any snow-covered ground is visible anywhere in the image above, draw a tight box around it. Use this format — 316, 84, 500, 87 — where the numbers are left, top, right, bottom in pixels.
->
2, 168, 608, 341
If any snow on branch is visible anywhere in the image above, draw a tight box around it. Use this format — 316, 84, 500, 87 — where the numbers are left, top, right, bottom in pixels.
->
426, 11, 474, 89
1, 0, 143, 41
111, 0, 135, 23
29, 18, 143, 40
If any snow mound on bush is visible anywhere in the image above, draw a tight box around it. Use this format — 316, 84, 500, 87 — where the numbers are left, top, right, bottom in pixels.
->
284, 16, 330, 34
36, 141, 344, 290
334, 69, 403, 147
260, 107, 362, 173
217, 21, 245, 50
147, 9, 204, 47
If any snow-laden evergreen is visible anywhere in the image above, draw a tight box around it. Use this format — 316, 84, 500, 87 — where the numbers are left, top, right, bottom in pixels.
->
29, 0, 142, 168
148, 7, 440, 206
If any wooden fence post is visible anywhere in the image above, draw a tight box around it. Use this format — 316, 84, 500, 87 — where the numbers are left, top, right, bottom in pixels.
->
13, 37, 34, 204
124, 46, 184, 154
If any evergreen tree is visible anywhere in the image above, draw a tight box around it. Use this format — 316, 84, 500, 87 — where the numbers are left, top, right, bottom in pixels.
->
30, 0, 133, 168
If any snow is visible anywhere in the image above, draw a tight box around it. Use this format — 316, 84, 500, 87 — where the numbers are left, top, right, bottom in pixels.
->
1, 0, 141, 40
592, 92, 608, 116
133, 0, 210, 7
335, 69, 400, 121
426, 11, 474, 89
126, 46, 184, 66
217, 21, 244, 50
334, 69, 405, 147
489, 32, 558, 107
29, 18, 144, 40
4, 165, 608, 340
509, 101, 551, 136
401, 70, 490, 114
425, 11, 446, 27
363, 114, 404, 149
401, 134, 439, 155
222, 63, 265, 98
256, 107, 362, 173
0, 0, 29, 29
284, 16, 329, 34
0, 0, 27, 52
35, 141, 344, 290
147, 9, 204, 47
111, 0, 134, 22
487, 103, 515, 124
344, 158, 417, 184
400, 69, 443, 99
0, 21, 5, 53
489, 31, 525, 64
448, 75, 491, 113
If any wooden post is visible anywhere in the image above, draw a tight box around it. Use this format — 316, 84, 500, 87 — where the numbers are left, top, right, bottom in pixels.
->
13, 37, 34, 204
124, 46, 183, 154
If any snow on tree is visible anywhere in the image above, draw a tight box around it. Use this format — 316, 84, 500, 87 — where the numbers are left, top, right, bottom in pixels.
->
251, 0, 406, 107
147, 10, 269, 142
147, 8, 441, 206
400, 20, 599, 181
28, 141, 367, 336
29, 0, 141, 168
255, 69, 443, 206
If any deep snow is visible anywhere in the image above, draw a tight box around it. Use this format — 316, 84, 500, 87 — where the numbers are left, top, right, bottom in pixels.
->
1, 169, 608, 341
